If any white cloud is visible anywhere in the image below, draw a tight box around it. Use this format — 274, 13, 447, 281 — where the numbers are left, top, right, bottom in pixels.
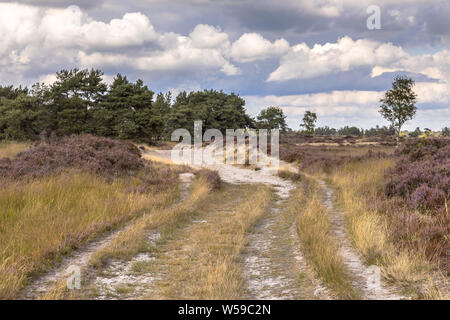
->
268, 35, 450, 103
0, 3, 242, 82
371, 49, 450, 83
268, 37, 409, 81
415, 82, 450, 104
281, 38, 450, 113
189, 24, 230, 50
76, 32, 241, 75
230, 33, 289, 63
38, 73, 58, 85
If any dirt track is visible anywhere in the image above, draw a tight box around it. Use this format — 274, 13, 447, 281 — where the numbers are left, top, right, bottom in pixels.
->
21, 149, 404, 300
146, 150, 327, 299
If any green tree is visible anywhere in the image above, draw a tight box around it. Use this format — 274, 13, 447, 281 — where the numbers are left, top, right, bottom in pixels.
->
0, 70, 259, 144
153, 92, 172, 116
314, 126, 337, 136
50, 68, 107, 135
409, 127, 421, 138
0, 83, 50, 140
256, 106, 287, 132
337, 126, 363, 136
165, 90, 252, 137
379, 76, 417, 146
300, 111, 317, 134
93, 74, 157, 142
442, 127, 450, 137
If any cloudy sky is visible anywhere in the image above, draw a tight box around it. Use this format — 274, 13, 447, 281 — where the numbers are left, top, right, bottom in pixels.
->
1, 0, 449, 130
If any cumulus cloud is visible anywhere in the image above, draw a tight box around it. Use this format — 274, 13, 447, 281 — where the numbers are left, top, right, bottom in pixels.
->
264, 33, 450, 127
268, 36, 450, 87
189, 24, 230, 50
267, 37, 409, 81
230, 33, 289, 63
371, 50, 450, 83
1, 1, 449, 129
0, 3, 243, 83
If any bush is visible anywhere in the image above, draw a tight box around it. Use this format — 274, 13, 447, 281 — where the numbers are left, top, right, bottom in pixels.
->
0, 134, 144, 179
385, 138, 450, 214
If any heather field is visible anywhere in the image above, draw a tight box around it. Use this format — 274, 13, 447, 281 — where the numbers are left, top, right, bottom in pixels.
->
1, 133, 447, 301
2, 1, 450, 313
0, 136, 185, 298
279, 135, 449, 298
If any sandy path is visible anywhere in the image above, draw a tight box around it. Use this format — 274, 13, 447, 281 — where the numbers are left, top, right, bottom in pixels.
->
89, 173, 195, 300
19, 172, 194, 300
146, 150, 327, 300
242, 184, 328, 300
20, 224, 132, 300
316, 178, 404, 300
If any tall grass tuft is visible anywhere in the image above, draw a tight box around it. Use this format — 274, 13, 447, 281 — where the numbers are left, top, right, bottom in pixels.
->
293, 179, 359, 299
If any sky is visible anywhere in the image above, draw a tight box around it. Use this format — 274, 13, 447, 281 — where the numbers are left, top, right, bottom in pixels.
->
0, 0, 449, 130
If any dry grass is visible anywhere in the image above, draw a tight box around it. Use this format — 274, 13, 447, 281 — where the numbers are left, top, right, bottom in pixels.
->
329, 159, 445, 299
150, 184, 272, 299
0, 167, 178, 299
0, 141, 30, 159
40, 176, 216, 300
89, 177, 212, 268
292, 179, 359, 299
142, 153, 177, 165
280, 143, 394, 175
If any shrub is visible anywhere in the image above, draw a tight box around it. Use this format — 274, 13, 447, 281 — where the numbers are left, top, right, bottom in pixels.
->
0, 134, 144, 179
385, 138, 450, 214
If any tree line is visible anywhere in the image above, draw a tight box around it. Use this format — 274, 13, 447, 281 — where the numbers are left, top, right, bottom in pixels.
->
1, 70, 448, 142
0, 69, 294, 143
0, 69, 260, 143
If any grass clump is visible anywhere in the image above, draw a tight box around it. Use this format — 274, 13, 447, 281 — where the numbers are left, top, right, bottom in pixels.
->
292, 179, 359, 299
196, 169, 222, 190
